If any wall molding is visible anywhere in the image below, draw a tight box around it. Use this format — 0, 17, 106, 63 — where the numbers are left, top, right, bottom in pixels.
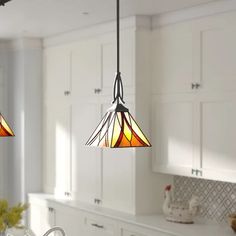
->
6, 38, 42, 51
152, 0, 236, 28
43, 15, 151, 48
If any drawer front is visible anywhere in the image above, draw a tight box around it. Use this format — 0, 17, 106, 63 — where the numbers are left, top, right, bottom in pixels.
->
85, 213, 118, 236
121, 227, 175, 236
122, 229, 146, 236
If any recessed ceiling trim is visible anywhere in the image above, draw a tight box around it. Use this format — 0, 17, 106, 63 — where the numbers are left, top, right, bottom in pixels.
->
43, 16, 151, 48
152, 0, 236, 28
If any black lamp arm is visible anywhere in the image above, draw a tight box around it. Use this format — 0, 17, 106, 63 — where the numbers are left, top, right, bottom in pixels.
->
112, 72, 124, 104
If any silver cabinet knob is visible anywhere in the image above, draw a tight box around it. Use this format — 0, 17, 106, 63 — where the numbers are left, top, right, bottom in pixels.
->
94, 88, 102, 94
64, 91, 71, 96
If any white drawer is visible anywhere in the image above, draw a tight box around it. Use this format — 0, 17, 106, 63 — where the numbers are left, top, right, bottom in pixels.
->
122, 229, 146, 236
84, 213, 118, 236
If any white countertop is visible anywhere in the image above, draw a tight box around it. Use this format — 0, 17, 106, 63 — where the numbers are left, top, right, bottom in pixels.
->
28, 193, 235, 236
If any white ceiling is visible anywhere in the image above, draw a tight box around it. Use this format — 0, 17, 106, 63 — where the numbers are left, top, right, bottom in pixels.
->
0, 0, 220, 39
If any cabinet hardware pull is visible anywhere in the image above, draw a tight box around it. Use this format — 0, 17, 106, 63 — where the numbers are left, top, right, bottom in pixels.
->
191, 169, 196, 175
48, 207, 54, 212
91, 223, 104, 229
191, 83, 196, 90
196, 169, 203, 176
94, 88, 102, 94
64, 91, 71, 96
195, 83, 201, 89
94, 198, 101, 204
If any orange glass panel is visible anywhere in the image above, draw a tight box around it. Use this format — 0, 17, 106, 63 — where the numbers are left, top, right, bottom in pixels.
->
0, 114, 14, 137
86, 108, 151, 148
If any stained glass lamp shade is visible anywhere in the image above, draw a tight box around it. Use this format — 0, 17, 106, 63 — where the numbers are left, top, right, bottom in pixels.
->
0, 113, 14, 137
86, 0, 151, 148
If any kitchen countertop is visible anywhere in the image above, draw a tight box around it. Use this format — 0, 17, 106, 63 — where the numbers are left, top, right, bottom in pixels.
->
28, 193, 235, 236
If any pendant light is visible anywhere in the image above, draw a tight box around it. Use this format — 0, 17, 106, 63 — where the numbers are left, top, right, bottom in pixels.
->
0, 113, 14, 137
86, 0, 151, 148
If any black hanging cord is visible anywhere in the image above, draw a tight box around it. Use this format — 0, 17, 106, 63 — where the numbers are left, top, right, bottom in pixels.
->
116, 0, 120, 73
112, 0, 125, 104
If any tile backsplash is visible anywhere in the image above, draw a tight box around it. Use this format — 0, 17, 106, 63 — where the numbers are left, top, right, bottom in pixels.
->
174, 176, 236, 223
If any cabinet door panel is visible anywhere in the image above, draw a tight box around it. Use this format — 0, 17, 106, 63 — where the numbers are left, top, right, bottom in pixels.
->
43, 104, 71, 196
55, 206, 84, 236
44, 47, 70, 102
71, 102, 102, 203
101, 103, 135, 214
29, 204, 55, 236
152, 96, 195, 176
84, 214, 118, 236
153, 25, 193, 94
71, 41, 101, 97
200, 97, 236, 182
201, 28, 236, 92
101, 31, 134, 92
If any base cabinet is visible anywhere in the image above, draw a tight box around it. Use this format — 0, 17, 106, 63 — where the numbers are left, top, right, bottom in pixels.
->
28, 198, 55, 236
84, 213, 118, 236
28, 195, 174, 236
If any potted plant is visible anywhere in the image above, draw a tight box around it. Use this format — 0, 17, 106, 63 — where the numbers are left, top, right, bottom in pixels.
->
0, 200, 28, 236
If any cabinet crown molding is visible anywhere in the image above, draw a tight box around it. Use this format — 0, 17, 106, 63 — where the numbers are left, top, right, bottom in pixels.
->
152, 0, 236, 28
43, 16, 151, 48
6, 38, 42, 51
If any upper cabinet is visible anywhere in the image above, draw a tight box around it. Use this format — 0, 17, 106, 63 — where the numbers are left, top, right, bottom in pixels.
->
152, 23, 194, 94
71, 40, 101, 98
199, 28, 236, 92
43, 17, 169, 215
152, 11, 236, 183
44, 46, 71, 103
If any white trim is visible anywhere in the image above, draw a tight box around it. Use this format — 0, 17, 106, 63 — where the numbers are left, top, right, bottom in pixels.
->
43, 16, 151, 48
152, 0, 236, 28
6, 38, 42, 51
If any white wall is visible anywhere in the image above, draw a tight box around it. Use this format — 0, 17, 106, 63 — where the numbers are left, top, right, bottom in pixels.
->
0, 38, 43, 204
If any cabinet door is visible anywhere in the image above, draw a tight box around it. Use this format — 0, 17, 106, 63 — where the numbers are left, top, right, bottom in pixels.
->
44, 46, 71, 102
29, 203, 55, 236
55, 205, 84, 236
84, 213, 118, 236
101, 102, 135, 214
198, 94, 236, 182
152, 24, 194, 94
152, 95, 196, 177
200, 28, 236, 92
71, 40, 101, 98
101, 30, 134, 94
71, 100, 102, 204
43, 104, 71, 197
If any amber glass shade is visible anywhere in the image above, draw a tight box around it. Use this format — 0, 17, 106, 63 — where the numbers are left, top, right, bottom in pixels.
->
86, 104, 151, 148
0, 113, 14, 137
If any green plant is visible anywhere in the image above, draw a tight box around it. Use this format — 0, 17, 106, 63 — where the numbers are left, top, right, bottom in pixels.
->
0, 200, 28, 232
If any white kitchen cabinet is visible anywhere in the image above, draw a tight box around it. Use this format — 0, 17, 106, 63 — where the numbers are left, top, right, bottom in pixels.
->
152, 11, 236, 183
71, 99, 102, 204
71, 40, 101, 98
196, 93, 236, 183
43, 17, 167, 215
152, 23, 195, 94
152, 94, 197, 177
43, 103, 72, 197
54, 203, 85, 236
100, 30, 135, 95
101, 102, 135, 213
44, 46, 71, 103
200, 28, 236, 92
84, 213, 118, 236
28, 197, 55, 236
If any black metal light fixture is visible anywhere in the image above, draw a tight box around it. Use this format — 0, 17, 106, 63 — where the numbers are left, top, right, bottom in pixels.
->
0, 0, 11, 6
86, 0, 151, 148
